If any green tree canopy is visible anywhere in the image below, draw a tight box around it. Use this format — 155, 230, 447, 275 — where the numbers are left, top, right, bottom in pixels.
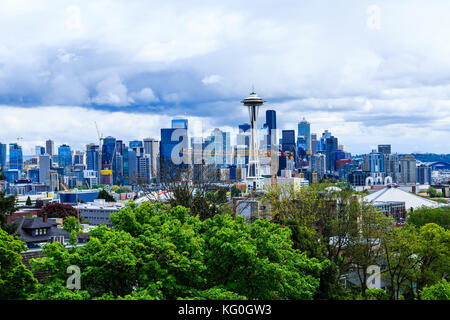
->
0, 187, 18, 233
407, 206, 450, 229
0, 228, 38, 299
420, 279, 450, 300
97, 189, 115, 202
30, 201, 326, 300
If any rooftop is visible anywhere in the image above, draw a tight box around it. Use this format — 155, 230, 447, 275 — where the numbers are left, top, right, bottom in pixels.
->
364, 187, 442, 211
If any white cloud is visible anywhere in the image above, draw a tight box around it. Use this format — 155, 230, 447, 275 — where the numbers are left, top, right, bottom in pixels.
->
0, 1, 450, 153
0, 106, 225, 154
202, 75, 223, 85
130, 88, 159, 103
91, 75, 129, 106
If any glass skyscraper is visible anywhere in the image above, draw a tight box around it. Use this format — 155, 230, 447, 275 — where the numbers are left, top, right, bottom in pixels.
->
160, 126, 188, 181
86, 144, 99, 172
204, 128, 231, 167
298, 118, 311, 151
281, 130, 296, 160
129, 140, 143, 149
58, 144, 72, 173
264, 110, 276, 149
0, 143, 6, 170
171, 119, 188, 129
324, 135, 338, 172
102, 136, 116, 170
9, 143, 23, 172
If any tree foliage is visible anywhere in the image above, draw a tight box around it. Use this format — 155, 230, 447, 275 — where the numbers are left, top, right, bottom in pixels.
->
0, 190, 18, 233
407, 206, 450, 230
420, 279, 450, 300
0, 228, 38, 299
39, 203, 78, 219
97, 189, 115, 202
29, 202, 326, 300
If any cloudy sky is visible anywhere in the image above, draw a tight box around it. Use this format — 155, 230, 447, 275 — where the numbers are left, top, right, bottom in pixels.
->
0, 0, 449, 155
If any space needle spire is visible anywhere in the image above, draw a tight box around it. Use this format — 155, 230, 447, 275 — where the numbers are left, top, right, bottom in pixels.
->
241, 91, 265, 189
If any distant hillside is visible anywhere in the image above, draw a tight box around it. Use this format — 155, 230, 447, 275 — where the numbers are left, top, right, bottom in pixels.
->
411, 153, 450, 163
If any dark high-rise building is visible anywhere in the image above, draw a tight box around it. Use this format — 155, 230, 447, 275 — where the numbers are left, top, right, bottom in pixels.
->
400, 154, 416, 185
384, 153, 399, 182
58, 144, 72, 173
324, 135, 338, 172
310, 134, 317, 155
115, 140, 124, 156
122, 148, 135, 185
348, 170, 372, 186
318, 130, 331, 153
46, 139, 54, 156
378, 144, 391, 155
297, 135, 307, 161
281, 130, 296, 160
0, 143, 6, 170
160, 125, 188, 180
264, 110, 276, 149
416, 164, 432, 185
86, 144, 99, 172
102, 136, 116, 170
9, 143, 23, 172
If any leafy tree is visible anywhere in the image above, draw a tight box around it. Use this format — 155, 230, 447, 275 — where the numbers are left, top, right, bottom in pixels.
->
380, 224, 420, 300
35, 199, 44, 208
62, 216, 81, 246
0, 228, 38, 299
262, 182, 378, 298
427, 186, 438, 198
0, 186, 18, 233
230, 186, 242, 197
346, 205, 395, 297
413, 223, 450, 294
365, 288, 388, 300
29, 280, 91, 300
25, 196, 32, 206
200, 214, 325, 299
420, 279, 450, 300
97, 189, 115, 202
356, 288, 388, 300
31, 202, 326, 300
182, 287, 247, 300
39, 203, 78, 219
407, 206, 450, 229
111, 185, 132, 194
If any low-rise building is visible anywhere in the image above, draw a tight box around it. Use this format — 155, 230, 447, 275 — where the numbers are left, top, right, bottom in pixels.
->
14, 215, 70, 248
75, 199, 125, 226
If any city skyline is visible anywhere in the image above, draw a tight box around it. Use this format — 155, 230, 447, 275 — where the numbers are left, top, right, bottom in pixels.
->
1, 1, 449, 154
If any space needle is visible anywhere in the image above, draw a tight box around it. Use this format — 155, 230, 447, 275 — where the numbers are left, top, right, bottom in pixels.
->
241, 91, 265, 190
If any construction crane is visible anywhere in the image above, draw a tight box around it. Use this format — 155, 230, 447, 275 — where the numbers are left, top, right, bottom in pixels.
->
270, 149, 278, 190
60, 182, 69, 192
94, 121, 103, 173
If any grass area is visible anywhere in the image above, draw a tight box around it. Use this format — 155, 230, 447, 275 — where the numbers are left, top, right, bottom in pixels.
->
430, 198, 449, 204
